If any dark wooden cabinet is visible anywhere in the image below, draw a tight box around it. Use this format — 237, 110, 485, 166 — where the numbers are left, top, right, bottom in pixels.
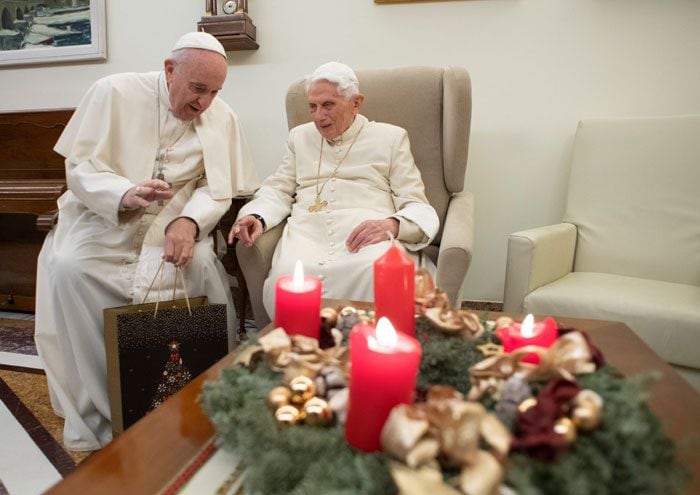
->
0, 109, 72, 312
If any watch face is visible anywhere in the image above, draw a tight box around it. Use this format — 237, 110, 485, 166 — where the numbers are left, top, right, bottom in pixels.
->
222, 0, 237, 14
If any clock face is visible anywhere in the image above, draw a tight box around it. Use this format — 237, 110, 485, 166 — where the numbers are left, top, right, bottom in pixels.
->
222, 0, 237, 14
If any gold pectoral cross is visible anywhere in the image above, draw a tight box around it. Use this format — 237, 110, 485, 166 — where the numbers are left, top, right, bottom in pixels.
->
308, 196, 328, 213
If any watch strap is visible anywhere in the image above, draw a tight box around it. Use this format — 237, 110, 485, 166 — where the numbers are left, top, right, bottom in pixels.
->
250, 213, 266, 231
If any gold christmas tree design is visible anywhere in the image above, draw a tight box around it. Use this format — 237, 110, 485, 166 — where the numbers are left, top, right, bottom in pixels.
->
150, 340, 192, 410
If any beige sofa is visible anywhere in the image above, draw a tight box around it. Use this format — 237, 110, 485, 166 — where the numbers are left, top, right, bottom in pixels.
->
503, 115, 700, 389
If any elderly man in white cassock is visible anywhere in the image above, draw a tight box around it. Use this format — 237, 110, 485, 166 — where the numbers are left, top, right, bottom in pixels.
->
230, 62, 438, 316
34, 32, 258, 451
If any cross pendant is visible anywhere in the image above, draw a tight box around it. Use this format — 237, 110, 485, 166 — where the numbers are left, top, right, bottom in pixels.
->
308, 196, 328, 213
156, 172, 166, 206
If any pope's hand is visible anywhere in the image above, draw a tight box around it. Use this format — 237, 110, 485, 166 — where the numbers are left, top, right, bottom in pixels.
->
163, 217, 197, 267
120, 179, 173, 210
228, 215, 263, 247
346, 218, 399, 253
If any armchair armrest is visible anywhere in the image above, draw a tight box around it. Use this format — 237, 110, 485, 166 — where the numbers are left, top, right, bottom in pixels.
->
235, 221, 285, 329
503, 222, 577, 313
436, 190, 474, 307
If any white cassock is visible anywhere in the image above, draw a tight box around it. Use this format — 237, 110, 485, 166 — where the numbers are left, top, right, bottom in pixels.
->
34, 71, 258, 451
238, 114, 439, 316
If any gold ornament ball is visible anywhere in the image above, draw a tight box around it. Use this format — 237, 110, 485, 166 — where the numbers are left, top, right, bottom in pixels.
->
267, 386, 292, 410
571, 404, 602, 430
303, 397, 333, 426
571, 389, 603, 430
573, 389, 604, 408
289, 375, 316, 405
553, 417, 577, 443
275, 404, 301, 426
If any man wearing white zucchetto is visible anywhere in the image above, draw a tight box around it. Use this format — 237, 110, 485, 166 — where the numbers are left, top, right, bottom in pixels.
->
34, 32, 259, 451
230, 61, 439, 317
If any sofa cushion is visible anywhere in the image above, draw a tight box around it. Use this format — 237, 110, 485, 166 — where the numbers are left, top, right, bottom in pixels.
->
524, 272, 700, 369
563, 115, 700, 286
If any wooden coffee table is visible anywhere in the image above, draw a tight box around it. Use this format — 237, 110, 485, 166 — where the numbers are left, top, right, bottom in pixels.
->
46, 312, 700, 494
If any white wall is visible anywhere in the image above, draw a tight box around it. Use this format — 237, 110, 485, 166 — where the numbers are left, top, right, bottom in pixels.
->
2, 0, 699, 302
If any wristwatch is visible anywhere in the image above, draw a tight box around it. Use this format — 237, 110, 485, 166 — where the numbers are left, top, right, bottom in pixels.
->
250, 213, 266, 231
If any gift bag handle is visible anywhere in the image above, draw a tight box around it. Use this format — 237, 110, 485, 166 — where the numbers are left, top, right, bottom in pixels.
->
141, 260, 192, 317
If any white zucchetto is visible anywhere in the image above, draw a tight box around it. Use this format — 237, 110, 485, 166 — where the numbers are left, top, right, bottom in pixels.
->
310, 61, 358, 86
307, 61, 360, 97
172, 32, 227, 59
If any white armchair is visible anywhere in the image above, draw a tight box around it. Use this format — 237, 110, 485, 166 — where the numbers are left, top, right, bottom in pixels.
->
503, 115, 700, 389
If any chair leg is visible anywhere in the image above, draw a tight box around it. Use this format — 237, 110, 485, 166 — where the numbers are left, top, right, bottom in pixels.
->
234, 266, 248, 340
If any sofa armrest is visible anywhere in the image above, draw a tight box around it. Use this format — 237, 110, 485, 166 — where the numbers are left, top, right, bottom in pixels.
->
235, 221, 285, 329
436, 190, 474, 307
503, 222, 577, 313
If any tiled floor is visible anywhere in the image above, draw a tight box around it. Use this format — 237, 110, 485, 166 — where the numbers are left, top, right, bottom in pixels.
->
0, 314, 80, 494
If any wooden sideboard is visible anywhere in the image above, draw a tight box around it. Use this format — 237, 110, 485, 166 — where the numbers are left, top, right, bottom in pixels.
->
0, 110, 72, 311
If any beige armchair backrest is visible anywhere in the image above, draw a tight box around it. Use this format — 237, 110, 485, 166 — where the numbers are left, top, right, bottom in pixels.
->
285, 66, 471, 245
563, 115, 700, 285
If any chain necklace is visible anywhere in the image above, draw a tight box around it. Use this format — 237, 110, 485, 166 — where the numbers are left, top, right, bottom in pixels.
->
155, 79, 192, 205
308, 122, 365, 213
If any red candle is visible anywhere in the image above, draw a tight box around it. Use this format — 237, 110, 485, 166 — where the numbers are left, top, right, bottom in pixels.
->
274, 260, 322, 339
496, 314, 558, 364
344, 317, 422, 452
374, 242, 415, 336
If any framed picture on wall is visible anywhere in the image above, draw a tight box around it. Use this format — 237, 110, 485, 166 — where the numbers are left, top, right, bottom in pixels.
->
375, 0, 455, 3
0, 0, 106, 67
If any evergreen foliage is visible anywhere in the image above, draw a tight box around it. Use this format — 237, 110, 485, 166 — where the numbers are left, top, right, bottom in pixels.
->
200, 319, 687, 495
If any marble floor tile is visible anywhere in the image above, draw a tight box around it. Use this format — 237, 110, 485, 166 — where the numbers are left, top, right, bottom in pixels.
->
0, 394, 62, 494
0, 353, 43, 370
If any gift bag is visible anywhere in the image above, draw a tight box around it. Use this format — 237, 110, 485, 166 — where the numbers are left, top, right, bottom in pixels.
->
104, 262, 228, 435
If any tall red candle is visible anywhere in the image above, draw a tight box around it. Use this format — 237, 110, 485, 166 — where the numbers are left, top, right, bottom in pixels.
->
374, 242, 415, 336
344, 317, 422, 452
274, 261, 322, 339
496, 314, 558, 364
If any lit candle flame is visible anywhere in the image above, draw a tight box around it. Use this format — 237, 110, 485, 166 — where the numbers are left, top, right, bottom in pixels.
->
521, 314, 535, 338
375, 317, 398, 349
292, 260, 304, 291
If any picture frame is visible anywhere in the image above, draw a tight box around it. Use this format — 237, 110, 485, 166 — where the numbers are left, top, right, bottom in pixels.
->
0, 0, 106, 67
374, 0, 456, 3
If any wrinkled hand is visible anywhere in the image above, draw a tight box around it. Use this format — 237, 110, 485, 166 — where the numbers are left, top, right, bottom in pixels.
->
228, 215, 264, 247
346, 218, 399, 253
120, 179, 173, 210
163, 217, 197, 267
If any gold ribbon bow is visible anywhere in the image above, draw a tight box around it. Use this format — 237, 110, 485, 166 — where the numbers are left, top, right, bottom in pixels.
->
381, 386, 511, 495
415, 269, 485, 339
468, 331, 596, 401
233, 328, 348, 382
